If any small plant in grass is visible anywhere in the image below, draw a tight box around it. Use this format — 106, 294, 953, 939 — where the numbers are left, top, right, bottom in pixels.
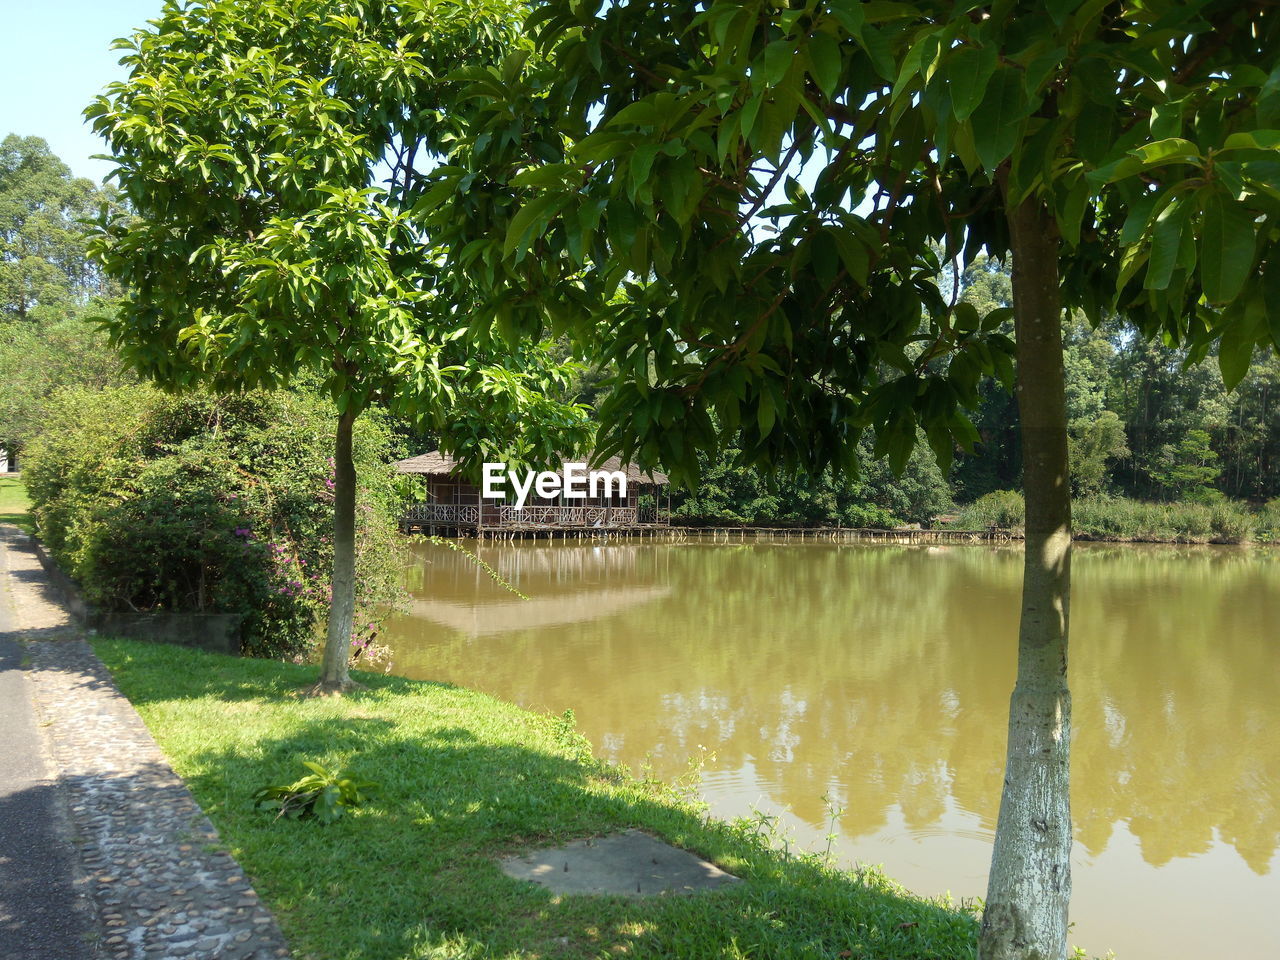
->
252, 762, 376, 824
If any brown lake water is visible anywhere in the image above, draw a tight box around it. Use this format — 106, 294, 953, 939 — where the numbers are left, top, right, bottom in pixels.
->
383, 538, 1280, 959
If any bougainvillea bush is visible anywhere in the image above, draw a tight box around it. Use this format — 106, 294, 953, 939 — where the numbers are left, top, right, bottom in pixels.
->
23, 384, 412, 659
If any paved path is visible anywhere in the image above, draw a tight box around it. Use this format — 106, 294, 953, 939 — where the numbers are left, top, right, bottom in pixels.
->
0, 530, 96, 960
0, 524, 291, 960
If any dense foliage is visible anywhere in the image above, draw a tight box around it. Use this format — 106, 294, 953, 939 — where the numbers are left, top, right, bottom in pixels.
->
953, 272, 1280, 505
0, 311, 134, 454
958, 489, 1270, 544
0, 134, 118, 323
23, 385, 409, 659
674, 435, 952, 527
85, 0, 594, 690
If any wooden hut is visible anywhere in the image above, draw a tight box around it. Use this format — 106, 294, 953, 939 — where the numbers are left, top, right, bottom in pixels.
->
395, 450, 670, 537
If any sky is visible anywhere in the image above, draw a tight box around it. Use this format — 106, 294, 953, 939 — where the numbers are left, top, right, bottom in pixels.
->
0, 0, 163, 182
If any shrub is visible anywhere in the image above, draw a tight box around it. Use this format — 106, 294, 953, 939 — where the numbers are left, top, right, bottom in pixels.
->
252, 761, 377, 824
957, 490, 1025, 530
23, 385, 409, 659
1256, 499, 1280, 544
1001, 495, 1255, 544
1208, 502, 1253, 544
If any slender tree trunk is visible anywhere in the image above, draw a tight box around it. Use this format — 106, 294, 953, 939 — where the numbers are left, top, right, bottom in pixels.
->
978, 195, 1073, 960
313, 408, 360, 695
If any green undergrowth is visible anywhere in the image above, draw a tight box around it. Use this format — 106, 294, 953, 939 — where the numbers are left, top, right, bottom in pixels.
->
0, 473, 31, 531
95, 638, 978, 960
958, 490, 1280, 544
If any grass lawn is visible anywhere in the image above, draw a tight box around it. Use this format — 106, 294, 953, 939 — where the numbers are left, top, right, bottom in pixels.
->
95, 638, 978, 960
0, 473, 31, 530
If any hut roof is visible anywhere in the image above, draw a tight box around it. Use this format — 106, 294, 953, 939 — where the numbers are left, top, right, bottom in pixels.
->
393, 450, 668, 485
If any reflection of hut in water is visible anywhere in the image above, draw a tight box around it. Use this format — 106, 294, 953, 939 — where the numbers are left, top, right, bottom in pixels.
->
408, 584, 672, 637
395, 450, 670, 537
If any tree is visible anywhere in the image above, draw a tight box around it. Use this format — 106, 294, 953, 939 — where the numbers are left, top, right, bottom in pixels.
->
1153, 428, 1223, 502
0, 312, 133, 454
0, 135, 115, 322
86, 0, 589, 694
422, 2, 1279, 956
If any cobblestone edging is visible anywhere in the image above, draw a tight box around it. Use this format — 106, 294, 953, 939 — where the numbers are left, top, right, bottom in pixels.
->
2, 527, 292, 960
26, 640, 292, 960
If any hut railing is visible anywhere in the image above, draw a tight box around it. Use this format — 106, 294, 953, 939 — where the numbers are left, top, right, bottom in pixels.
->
497, 505, 643, 526
404, 503, 479, 524
403, 503, 671, 528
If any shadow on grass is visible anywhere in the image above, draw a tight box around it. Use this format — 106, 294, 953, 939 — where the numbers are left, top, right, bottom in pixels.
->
92, 650, 980, 960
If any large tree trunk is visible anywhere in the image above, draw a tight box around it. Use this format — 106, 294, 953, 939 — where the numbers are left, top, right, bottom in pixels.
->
312, 408, 361, 695
978, 195, 1073, 960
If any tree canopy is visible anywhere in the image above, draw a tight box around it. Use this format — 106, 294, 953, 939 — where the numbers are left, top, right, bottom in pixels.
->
422, 0, 1277, 480
416, 3, 1278, 957
86, 0, 591, 692
0, 134, 115, 322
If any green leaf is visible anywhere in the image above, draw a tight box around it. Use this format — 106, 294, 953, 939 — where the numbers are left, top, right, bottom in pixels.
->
828, 0, 866, 37
970, 68, 1028, 172
502, 192, 564, 259
1199, 191, 1258, 304
509, 163, 577, 188
1144, 197, 1188, 291
1221, 130, 1280, 153
1086, 154, 1143, 185
954, 301, 980, 332
1263, 257, 1280, 348
629, 144, 660, 197
1055, 178, 1089, 248
832, 228, 870, 286
1217, 301, 1261, 389
1133, 137, 1201, 167
979, 307, 1013, 332
808, 31, 842, 98
811, 229, 839, 288
761, 40, 794, 87
1045, 0, 1081, 26
854, 24, 894, 82
1149, 100, 1183, 140
757, 389, 776, 436
948, 45, 997, 122
1120, 189, 1164, 245
740, 94, 763, 142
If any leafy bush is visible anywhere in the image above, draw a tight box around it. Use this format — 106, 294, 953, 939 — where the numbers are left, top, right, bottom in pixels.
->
23, 385, 411, 658
957, 490, 1025, 530
1070, 497, 1254, 543
1256, 499, 1280, 544
252, 761, 376, 824
1208, 502, 1253, 543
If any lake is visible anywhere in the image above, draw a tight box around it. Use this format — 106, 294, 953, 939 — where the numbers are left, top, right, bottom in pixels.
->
383, 537, 1280, 959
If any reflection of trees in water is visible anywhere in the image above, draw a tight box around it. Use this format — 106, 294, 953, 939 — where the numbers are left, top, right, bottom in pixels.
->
386, 541, 1279, 874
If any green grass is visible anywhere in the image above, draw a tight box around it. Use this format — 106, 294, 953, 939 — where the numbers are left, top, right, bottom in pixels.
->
95, 638, 978, 960
0, 473, 31, 531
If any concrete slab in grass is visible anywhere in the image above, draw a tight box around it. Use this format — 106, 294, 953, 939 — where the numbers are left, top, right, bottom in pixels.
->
500, 829, 740, 897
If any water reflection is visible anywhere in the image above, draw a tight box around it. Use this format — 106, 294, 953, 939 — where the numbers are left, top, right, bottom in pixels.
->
384, 539, 1280, 958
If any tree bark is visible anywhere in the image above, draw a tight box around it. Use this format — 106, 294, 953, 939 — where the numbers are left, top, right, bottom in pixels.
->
311, 407, 361, 695
978, 194, 1073, 960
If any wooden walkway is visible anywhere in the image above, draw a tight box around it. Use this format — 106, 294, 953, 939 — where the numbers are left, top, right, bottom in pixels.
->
402, 523, 1015, 544
672, 526, 1015, 543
